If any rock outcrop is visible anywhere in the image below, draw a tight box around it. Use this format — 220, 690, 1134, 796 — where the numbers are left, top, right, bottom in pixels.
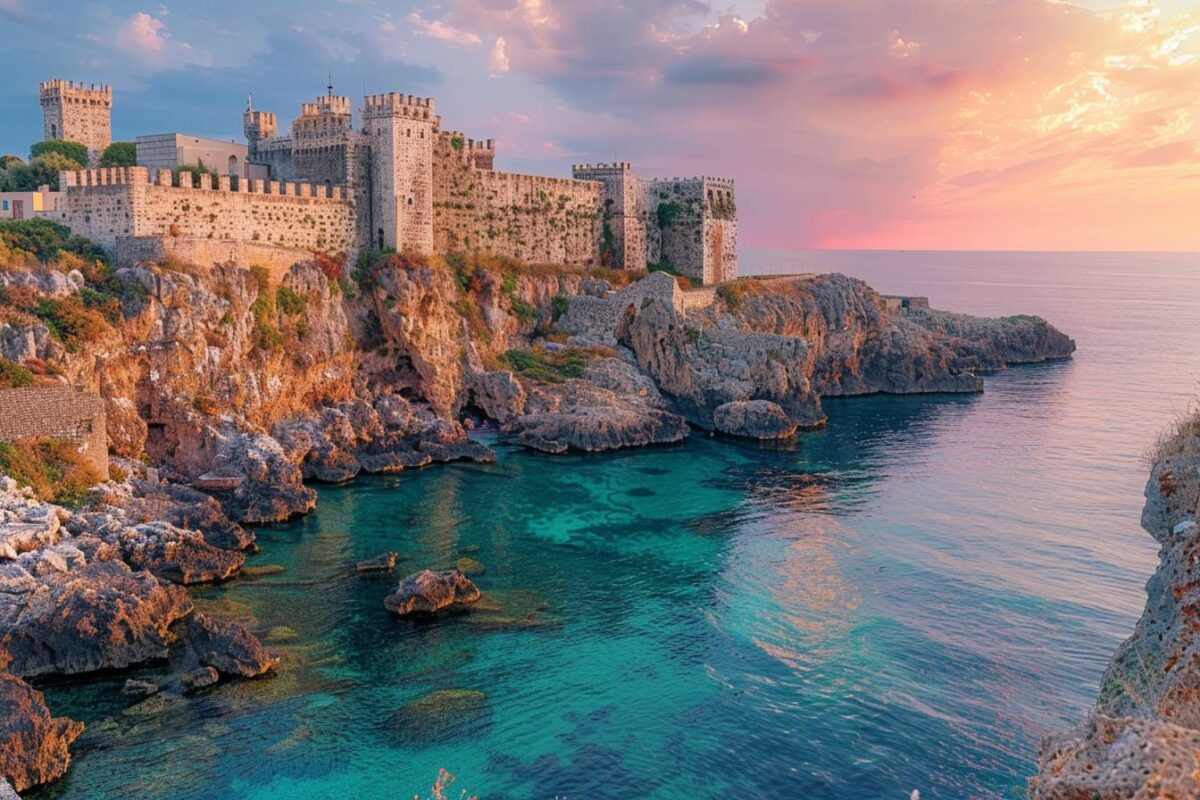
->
0, 646, 84, 792
712, 400, 798, 440
2, 552, 192, 677
1029, 417, 1200, 798
384, 570, 482, 617
504, 358, 689, 453
182, 614, 279, 678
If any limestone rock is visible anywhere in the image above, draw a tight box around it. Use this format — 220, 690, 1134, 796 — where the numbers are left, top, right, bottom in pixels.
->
712, 400, 797, 440
1, 554, 192, 678
183, 614, 279, 678
181, 666, 221, 691
121, 679, 160, 698
504, 358, 689, 454
0, 664, 84, 792
384, 570, 481, 617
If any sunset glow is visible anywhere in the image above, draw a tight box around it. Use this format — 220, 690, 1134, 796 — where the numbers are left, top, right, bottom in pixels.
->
1, 0, 1197, 250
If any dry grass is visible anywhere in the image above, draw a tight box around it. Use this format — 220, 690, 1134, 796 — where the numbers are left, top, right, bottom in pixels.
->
0, 437, 102, 507
1147, 406, 1200, 466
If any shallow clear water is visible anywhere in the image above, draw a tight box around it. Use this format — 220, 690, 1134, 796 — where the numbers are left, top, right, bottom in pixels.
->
30, 250, 1200, 800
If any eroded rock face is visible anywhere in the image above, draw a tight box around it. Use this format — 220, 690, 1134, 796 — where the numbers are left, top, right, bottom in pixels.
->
0, 646, 84, 792
621, 299, 822, 430
183, 614, 279, 678
1029, 422, 1200, 798
504, 358, 689, 454
1, 551, 192, 677
384, 570, 482, 617
712, 400, 797, 440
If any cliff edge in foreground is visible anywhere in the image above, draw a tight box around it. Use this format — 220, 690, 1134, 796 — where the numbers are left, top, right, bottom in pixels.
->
1030, 414, 1200, 798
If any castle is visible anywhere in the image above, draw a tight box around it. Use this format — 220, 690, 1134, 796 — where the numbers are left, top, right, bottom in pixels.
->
46, 81, 738, 284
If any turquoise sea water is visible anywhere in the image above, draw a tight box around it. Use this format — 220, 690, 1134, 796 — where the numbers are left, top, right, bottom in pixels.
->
30, 251, 1200, 800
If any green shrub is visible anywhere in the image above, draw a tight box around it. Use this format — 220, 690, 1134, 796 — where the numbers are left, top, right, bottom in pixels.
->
511, 297, 536, 323
276, 285, 307, 315
30, 140, 89, 166
502, 346, 587, 383
551, 293, 570, 321
0, 359, 33, 389
99, 141, 137, 167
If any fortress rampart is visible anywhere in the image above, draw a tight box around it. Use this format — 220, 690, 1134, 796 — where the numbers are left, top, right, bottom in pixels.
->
47, 81, 738, 283
58, 167, 357, 258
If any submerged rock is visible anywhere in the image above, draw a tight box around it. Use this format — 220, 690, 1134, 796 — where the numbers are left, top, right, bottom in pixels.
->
122, 679, 160, 698
0, 647, 84, 792
455, 557, 486, 577
183, 615, 279, 679
181, 666, 221, 691
385, 689, 490, 743
384, 570, 481, 617
356, 552, 398, 573
712, 400, 798, 440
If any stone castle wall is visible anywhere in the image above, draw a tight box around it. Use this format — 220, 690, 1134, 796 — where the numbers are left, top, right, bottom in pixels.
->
58, 167, 357, 259
0, 387, 108, 477
434, 136, 603, 264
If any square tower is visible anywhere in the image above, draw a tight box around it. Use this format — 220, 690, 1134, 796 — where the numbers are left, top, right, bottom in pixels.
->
361, 93, 439, 254
572, 162, 646, 271
39, 79, 112, 164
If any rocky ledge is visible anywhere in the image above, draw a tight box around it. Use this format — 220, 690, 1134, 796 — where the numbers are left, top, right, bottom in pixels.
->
1029, 416, 1200, 797
0, 475, 276, 791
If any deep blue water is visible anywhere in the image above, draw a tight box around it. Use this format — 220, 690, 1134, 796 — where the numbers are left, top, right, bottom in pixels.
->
31, 251, 1200, 799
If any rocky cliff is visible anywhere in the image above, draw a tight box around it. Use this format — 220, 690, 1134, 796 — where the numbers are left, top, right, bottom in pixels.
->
1030, 416, 1200, 798
0, 245, 1076, 793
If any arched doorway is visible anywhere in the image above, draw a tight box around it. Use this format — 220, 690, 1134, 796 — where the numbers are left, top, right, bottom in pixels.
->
228, 155, 238, 176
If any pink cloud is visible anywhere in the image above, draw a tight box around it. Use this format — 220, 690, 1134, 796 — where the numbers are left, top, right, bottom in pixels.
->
434, 0, 1200, 250
111, 10, 211, 68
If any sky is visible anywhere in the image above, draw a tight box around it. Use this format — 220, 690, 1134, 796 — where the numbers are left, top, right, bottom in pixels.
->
1, 0, 1198, 251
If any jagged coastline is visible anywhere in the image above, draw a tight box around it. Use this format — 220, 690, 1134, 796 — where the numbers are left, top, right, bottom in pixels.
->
0, 242, 1075, 794
1030, 414, 1200, 798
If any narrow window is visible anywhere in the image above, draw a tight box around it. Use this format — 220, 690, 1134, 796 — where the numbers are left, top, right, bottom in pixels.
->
378, 228, 385, 250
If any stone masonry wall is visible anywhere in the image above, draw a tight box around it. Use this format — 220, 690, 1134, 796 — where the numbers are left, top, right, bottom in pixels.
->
0, 387, 108, 477
58, 167, 357, 259
40, 80, 112, 164
434, 136, 603, 264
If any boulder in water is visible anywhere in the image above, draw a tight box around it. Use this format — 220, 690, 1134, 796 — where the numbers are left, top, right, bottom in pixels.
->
384, 570, 481, 617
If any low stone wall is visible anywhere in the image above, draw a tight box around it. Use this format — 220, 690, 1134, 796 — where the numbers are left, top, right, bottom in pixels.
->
0, 387, 108, 477
116, 237, 315, 284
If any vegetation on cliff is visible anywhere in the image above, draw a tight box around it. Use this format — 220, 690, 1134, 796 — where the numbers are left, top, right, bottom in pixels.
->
0, 437, 102, 507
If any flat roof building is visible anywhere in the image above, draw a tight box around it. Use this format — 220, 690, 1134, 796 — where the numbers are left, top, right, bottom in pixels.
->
135, 133, 249, 177
0, 186, 62, 220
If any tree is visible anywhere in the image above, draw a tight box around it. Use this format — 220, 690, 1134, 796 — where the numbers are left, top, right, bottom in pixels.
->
30, 140, 89, 166
99, 141, 136, 167
4, 152, 85, 191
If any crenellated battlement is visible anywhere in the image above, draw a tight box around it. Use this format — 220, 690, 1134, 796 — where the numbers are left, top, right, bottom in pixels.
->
60, 167, 351, 200
39, 79, 112, 99
362, 92, 438, 120
300, 95, 351, 118
572, 162, 634, 176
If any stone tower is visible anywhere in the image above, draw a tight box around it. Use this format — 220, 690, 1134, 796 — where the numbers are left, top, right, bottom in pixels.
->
39, 79, 112, 164
361, 92, 439, 254
242, 96, 277, 161
572, 163, 646, 271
